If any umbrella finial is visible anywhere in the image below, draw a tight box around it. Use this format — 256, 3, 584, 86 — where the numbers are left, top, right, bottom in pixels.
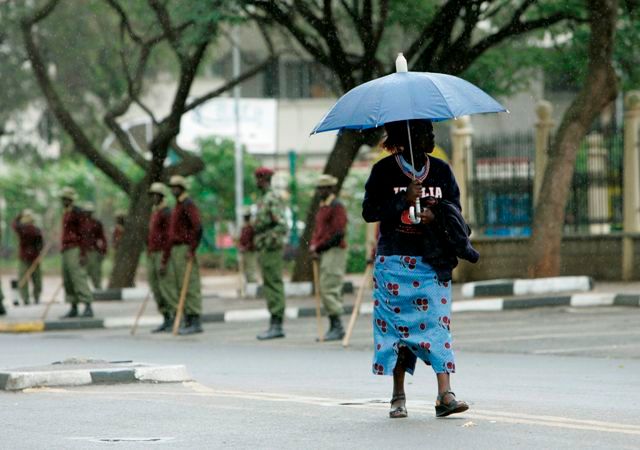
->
395, 53, 408, 73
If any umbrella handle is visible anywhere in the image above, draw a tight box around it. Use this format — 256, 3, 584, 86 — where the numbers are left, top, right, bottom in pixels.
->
408, 198, 422, 224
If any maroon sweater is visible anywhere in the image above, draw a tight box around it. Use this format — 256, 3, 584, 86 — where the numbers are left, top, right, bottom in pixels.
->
164, 197, 202, 263
310, 199, 347, 253
62, 206, 88, 254
84, 217, 107, 255
12, 219, 43, 263
148, 206, 171, 253
238, 224, 255, 252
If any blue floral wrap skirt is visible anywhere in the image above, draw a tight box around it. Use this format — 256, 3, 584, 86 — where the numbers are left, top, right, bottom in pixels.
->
372, 255, 456, 376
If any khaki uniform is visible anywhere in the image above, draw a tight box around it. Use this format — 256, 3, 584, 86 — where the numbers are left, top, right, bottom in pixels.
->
19, 260, 42, 304
319, 246, 347, 316
169, 244, 202, 315
147, 252, 177, 315
86, 251, 103, 290
242, 251, 259, 283
63, 247, 93, 305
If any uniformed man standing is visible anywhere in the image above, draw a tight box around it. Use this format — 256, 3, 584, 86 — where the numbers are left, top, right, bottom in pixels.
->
147, 182, 177, 333
253, 167, 288, 340
59, 187, 93, 318
309, 175, 348, 341
238, 207, 258, 283
12, 209, 43, 305
0, 213, 6, 316
82, 203, 107, 290
164, 175, 203, 335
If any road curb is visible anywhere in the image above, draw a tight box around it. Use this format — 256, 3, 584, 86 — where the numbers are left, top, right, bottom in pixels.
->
0, 361, 190, 391
1, 292, 638, 333
92, 282, 355, 301
462, 276, 594, 298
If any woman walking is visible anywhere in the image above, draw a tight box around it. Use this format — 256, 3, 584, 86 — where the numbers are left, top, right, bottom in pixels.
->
362, 119, 479, 418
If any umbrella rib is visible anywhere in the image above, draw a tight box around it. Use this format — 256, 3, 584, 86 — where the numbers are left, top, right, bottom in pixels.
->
421, 74, 457, 120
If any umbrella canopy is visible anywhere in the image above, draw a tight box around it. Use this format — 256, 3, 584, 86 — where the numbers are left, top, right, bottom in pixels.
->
311, 54, 507, 134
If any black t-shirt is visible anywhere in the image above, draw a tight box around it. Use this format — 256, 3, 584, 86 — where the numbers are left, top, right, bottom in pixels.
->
362, 154, 461, 257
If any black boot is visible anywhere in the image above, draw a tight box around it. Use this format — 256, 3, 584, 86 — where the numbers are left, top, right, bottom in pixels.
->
323, 315, 345, 341
61, 304, 79, 319
0, 300, 6, 316
82, 303, 94, 318
152, 313, 173, 333
257, 316, 285, 340
179, 314, 203, 335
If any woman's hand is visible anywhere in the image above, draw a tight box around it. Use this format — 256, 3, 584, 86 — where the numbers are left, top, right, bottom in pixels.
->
405, 180, 422, 204
419, 207, 435, 225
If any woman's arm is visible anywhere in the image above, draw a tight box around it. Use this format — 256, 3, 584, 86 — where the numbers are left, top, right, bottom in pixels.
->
362, 164, 409, 223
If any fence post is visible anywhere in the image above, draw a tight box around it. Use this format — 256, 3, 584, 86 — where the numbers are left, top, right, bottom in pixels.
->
586, 134, 610, 234
534, 100, 554, 207
450, 115, 473, 222
622, 91, 640, 280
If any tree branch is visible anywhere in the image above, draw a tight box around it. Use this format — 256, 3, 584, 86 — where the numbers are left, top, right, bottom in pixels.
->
165, 139, 205, 178
148, 0, 184, 61
104, 0, 143, 44
465, 11, 572, 64
184, 55, 276, 112
407, 0, 469, 72
21, 1, 132, 192
252, 1, 330, 66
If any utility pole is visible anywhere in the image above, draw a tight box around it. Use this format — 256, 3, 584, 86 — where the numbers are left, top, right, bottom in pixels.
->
232, 26, 244, 233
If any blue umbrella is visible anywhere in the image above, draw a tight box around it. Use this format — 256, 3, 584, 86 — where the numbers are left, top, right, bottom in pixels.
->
311, 54, 507, 223
312, 54, 507, 134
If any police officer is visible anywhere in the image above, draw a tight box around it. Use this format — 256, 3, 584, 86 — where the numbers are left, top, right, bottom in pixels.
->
0, 213, 6, 316
309, 175, 348, 341
82, 203, 107, 290
254, 167, 288, 340
59, 187, 93, 318
147, 182, 177, 333
112, 211, 126, 251
12, 209, 43, 305
164, 175, 203, 335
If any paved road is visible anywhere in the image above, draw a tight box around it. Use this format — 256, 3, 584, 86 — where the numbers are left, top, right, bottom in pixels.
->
1, 305, 639, 449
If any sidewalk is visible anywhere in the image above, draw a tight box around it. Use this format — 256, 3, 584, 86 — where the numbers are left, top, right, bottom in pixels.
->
1, 274, 639, 333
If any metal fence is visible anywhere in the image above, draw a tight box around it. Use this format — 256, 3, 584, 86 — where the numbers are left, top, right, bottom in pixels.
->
469, 130, 624, 236
565, 131, 624, 234
470, 132, 534, 237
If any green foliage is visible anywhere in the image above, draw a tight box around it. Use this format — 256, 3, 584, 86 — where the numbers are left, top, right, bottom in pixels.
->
190, 138, 261, 223
0, 155, 132, 250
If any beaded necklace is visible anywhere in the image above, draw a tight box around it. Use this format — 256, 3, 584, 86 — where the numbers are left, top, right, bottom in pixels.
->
395, 153, 430, 182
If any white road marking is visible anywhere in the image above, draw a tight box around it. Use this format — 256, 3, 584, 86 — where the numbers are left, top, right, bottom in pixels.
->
43, 383, 639, 436
456, 329, 640, 344
532, 343, 640, 354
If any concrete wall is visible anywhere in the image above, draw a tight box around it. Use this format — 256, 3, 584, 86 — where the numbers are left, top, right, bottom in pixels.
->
456, 234, 640, 282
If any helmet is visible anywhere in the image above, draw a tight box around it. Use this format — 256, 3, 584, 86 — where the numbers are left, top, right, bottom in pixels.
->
148, 182, 167, 195
168, 175, 188, 189
59, 187, 77, 201
82, 202, 95, 213
315, 174, 338, 187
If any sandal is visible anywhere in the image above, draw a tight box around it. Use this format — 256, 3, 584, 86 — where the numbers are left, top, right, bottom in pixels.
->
389, 393, 408, 419
435, 391, 468, 417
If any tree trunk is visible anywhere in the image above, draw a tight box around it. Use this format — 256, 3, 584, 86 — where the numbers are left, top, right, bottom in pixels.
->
108, 179, 152, 287
528, 0, 618, 277
291, 129, 381, 281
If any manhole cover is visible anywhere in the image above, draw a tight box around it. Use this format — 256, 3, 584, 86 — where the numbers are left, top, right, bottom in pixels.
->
339, 399, 387, 406
73, 437, 174, 444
